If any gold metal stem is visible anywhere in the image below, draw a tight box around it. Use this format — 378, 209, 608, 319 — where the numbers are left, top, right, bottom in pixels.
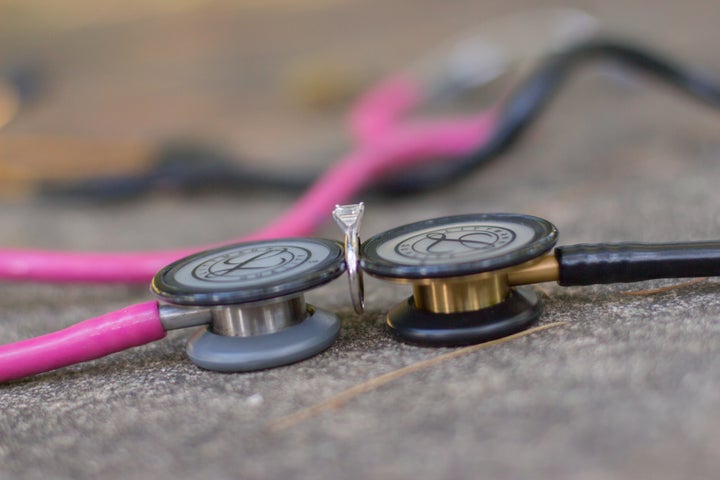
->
373, 254, 561, 316
413, 275, 509, 314
507, 254, 559, 285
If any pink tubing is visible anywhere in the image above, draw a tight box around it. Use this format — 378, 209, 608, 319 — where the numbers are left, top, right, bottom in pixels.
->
0, 77, 499, 283
0, 79, 500, 382
348, 75, 422, 143
0, 301, 164, 382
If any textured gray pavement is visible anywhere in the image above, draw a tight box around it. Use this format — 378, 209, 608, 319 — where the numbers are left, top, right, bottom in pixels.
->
1, 1, 720, 479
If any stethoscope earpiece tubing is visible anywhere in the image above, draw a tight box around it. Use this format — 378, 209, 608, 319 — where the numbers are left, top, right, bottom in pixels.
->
381, 38, 720, 194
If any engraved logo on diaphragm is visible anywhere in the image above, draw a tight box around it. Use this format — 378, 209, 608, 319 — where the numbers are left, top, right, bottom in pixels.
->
394, 225, 516, 261
191, 246, 311, 283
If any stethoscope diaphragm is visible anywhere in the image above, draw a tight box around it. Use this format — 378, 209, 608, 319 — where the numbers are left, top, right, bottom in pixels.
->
152, 238, 346, 372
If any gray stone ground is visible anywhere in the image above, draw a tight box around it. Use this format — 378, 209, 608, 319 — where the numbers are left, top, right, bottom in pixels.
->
1, 1, 720, 479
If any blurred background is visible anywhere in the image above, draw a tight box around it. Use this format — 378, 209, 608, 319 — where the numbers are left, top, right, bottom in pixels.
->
1, 0, 718, 250
1, 0, 718, 207
2, 1, 720, 479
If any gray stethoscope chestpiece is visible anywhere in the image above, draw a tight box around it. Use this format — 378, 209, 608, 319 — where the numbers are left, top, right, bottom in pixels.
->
152, 238, 345, 372
361, 213, 558, 346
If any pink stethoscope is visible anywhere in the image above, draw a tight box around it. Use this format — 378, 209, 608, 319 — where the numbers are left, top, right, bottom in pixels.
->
0, 10, 599, 382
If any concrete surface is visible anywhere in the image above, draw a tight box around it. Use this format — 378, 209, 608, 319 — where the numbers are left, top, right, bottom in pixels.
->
1, 1, 720, 479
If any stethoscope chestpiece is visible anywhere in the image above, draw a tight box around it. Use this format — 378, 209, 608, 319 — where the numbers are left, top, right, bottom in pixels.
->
361, 213, 558, 346
152, 238, 345, 372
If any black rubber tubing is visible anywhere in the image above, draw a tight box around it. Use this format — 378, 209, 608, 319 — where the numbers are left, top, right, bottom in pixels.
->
44, 37, 720, 200
555, 242, 720, 286
382, 38, 720, 193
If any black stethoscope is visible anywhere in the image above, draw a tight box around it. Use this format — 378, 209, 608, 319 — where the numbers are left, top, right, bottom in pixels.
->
359, 211, 720, 345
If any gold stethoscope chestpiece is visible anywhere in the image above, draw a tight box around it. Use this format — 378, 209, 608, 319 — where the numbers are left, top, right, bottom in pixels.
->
152, 238, 345, 371
361, 213, 558, 346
